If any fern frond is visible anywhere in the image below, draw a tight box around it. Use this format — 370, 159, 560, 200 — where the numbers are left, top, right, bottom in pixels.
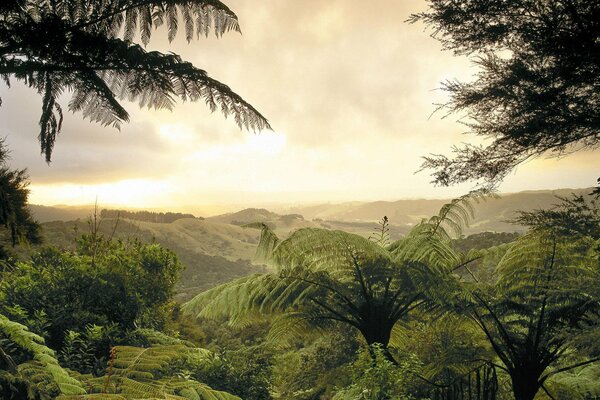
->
243, 223, 279, 263
390, 190, 491, 272
61, 345, 239, 400
1, 0, 269, 161
270, 228, 390, 274
0, 314, 86, 397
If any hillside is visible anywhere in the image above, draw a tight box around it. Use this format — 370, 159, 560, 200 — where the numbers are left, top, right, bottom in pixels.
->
29, 204, 96, 222
37, 218, 265, 302
28, 187, 594, 300
282, 187, 595, 232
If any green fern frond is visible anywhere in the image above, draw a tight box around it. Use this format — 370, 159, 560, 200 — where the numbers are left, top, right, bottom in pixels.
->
389, 190, 492, 273
243, 223, 279, 263
270, 228, 390, 274
61, 345, 238, 400
0, 314, 87, 397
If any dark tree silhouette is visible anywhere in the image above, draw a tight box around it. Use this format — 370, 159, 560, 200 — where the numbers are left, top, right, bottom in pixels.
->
463, 230, 600, 400
0, 0, 271, 161
0, 139, 40, 251
411, 1, 599, 187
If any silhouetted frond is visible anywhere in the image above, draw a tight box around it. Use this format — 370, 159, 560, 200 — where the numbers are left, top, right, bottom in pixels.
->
0, 0, 269, 161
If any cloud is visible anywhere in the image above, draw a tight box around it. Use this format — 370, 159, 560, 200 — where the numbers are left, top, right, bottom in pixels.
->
1, 0, 596, 207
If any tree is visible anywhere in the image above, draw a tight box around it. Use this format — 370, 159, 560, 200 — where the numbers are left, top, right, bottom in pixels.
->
0, 0, 270, 161
410, 1, 600, 187
182, 192, 488, 362
461, 229, 600, 400
0, 139, 40, 256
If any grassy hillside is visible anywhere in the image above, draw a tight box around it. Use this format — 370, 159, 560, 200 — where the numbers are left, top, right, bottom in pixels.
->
28, 187, 593, 300
36, 218, 265, 302
29, 204, 96, 222
283, 187, 594, 233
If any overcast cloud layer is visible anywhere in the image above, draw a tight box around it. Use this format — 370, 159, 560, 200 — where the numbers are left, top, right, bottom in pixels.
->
0, 0, 597, 214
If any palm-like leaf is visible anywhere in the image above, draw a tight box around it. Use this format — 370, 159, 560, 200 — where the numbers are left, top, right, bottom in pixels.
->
60, 345, 239, 400
0, 0, 270, 161
184, 193, 487, 354
0, 314, 86, 397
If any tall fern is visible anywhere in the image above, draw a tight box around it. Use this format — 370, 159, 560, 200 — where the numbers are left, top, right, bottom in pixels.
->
60, 345, 240, 400
183, 193, 488, 359
459, 230, 600, 400
0, 314, 86, 398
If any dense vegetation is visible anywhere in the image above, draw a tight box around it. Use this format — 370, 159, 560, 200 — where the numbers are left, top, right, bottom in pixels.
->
1, 184, 599, 399
0, 0, 598, 399
100, 209, 200, 224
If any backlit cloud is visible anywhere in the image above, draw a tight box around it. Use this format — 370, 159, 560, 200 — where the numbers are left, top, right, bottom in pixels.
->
1, 0, 597, 212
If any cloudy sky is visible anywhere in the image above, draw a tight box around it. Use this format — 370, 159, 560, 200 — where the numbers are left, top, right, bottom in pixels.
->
0, 1, 597, 215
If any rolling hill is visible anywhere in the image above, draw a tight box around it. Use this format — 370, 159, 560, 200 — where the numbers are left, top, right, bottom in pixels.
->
28, 187, 594, 300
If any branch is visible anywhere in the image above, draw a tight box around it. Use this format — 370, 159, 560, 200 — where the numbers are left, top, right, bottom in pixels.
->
472, 292, 520, 361
541, 383, 557, 400
279, 273, 359, 314
541, 356, 600, 379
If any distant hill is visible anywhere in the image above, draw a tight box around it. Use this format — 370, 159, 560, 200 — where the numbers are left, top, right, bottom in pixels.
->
28, 187, 594, 300
206, 208, 281, 224
100, 209, 201, 224
28, 204, 95, 222
284, 187, 595, 233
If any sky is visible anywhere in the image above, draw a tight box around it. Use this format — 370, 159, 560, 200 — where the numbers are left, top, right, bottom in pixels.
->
0, 1, 597, 215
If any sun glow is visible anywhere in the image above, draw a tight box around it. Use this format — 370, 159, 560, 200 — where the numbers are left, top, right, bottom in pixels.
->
29, 179, 173, 208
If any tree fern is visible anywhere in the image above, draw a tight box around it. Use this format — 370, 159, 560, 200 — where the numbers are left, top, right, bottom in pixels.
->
0, 313, 86, 398
184, 195, 484, 361
459, 230, 600, 400
0, 0, 270, 161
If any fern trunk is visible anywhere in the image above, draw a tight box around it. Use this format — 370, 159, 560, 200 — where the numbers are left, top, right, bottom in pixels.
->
360, 319, 398, 364
510, 371, 541, 400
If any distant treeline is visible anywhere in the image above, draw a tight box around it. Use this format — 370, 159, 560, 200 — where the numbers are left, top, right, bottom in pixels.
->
100, 209, 201, 223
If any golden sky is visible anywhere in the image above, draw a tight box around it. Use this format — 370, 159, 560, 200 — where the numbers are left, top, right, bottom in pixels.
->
0, 0, 597, 214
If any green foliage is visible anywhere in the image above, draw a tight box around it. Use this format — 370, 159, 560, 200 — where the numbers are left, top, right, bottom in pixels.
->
547, 364, 600, 399
514, 194, 600, 239
184, 193, 487, 361
59, 325, 120, 376
61, 344, 240, 400
461, 229, 600, 400
188, 344, 273, 400
332, 344, 423, 400
391, 316, 500, 399
0, 0, 270, 161
453, 232, 520, 254
271, 331, 360, 400
0, 140, 41, 251
0, 313, 86, 398
1, 238, 182, 346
